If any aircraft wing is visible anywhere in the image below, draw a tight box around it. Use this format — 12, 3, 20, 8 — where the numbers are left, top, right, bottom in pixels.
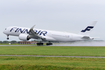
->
28, 25, 46, 40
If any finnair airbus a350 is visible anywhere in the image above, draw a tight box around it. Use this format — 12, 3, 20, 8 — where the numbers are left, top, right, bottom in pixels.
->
3, 21, 97, 45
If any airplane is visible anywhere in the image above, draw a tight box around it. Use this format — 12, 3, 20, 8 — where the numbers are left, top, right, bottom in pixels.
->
3, 21, 97, 45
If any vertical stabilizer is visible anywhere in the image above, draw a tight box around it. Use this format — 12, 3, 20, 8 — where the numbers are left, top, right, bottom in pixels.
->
81, 21, 97, 33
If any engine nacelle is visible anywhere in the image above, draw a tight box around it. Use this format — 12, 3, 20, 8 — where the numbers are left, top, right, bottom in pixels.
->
19, 34, 30, 41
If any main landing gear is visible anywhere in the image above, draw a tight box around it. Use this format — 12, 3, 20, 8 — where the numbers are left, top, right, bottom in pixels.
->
46, 42, 53, 45
37, 42, 53, 46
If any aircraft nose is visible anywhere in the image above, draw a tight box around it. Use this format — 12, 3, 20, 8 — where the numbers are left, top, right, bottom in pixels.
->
3, 28, 7, 34
3, 30, 6, 34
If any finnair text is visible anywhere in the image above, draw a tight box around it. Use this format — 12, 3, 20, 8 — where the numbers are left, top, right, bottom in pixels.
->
10, 27, 47, 36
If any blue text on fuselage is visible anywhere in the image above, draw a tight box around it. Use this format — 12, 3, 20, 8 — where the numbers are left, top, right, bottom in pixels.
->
10, 27, 47, 36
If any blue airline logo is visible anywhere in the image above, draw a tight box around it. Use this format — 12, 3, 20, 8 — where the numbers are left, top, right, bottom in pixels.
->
10, 27, 47, 36
81, 26, 94, 32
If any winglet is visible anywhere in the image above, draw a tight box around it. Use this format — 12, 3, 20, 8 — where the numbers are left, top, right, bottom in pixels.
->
30, 25, 35, 30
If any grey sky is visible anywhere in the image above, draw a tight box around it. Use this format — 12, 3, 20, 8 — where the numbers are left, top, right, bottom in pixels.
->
0, 0, 105, 41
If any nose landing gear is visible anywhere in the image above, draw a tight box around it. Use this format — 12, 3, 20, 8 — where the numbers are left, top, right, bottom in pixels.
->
7, 35, 9, 40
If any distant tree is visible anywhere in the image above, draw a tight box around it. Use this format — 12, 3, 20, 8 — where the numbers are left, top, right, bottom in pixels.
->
11, 40, 17, 43
0, 41, 2, 43
3, 41, 9, 43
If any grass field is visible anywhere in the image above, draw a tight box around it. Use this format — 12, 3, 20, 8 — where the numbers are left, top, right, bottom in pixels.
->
0, 46, 105, 70
0, 56, 105, 70
0, 46, 105, 56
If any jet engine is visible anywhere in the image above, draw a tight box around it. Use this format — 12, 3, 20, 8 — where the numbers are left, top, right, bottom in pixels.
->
19, 34, 30, 40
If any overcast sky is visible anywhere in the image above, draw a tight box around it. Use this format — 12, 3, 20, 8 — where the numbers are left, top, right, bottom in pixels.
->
0, 0, 105, 41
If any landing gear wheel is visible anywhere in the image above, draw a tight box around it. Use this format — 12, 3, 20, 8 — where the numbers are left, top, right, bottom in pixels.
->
37, 43, 44, 46
7, 38, 9, 40
46, 43, 53, 45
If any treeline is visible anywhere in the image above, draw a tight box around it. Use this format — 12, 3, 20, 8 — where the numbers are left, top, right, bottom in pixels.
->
0, 41, 18, 44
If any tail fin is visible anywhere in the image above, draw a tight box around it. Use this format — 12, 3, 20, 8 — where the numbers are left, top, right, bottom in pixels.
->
81, 21, 97, 33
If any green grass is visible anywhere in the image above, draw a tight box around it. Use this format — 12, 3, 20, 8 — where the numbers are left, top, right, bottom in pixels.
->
0, 46, 104, 56
0, 56, 105, 70
0, 46, 105, 70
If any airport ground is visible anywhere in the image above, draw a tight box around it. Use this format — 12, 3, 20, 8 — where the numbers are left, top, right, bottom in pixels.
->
0, 45, 105, 70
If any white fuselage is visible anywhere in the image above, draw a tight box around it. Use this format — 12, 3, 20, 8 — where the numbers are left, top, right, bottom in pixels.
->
3, 26, 92, 42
